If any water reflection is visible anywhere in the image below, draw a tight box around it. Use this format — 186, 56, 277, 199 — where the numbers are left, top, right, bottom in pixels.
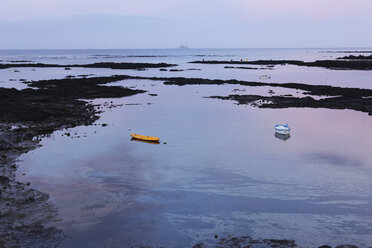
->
275, 133, 291, 141
303, 152, 363, 167
15, 79, 372, 247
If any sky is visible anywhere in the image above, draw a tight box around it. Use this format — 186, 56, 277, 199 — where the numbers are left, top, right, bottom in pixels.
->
1, 0, 372, 49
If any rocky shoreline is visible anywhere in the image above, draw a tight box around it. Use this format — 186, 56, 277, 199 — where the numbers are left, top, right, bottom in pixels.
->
4, 58, 372, 71
191, 235, 361, 248
224, 66, 272, 70
337, 55, 372, 60
0, 62, 176, 70
190, 59, 372, 70
0, 123, 65, 247
0, 74, 370, 247
208, 94, 372, 114
0, 75, 145, 247
119, 75, 372, 115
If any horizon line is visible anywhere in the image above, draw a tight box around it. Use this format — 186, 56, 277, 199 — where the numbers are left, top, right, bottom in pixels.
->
1, 47, 372, 51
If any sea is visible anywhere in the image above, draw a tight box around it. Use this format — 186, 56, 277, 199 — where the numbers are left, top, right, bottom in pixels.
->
1, 48, 372, 247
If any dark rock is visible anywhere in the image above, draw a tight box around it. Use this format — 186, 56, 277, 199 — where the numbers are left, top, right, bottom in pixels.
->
209, 94, 372, 116
337, 55, 372, 60
0, 62, 177, 70
120, 75, 372, 116
0, 76, 146, 123
263, 239, 297, 247
224, 66, 269, 70
0, 176, 10, 182
191, 59, 372, 70
192, 243, 206, 248
0, 75, 147, 247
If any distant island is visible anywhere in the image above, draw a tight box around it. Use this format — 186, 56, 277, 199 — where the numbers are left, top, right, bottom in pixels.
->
179, 45, 190, 49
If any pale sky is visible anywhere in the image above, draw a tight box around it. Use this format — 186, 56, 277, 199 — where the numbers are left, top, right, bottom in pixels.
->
1, 0, 372, 49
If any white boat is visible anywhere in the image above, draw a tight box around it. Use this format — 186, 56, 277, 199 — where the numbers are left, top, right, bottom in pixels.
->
275, 124, 290, 135
259, 75, 271, 79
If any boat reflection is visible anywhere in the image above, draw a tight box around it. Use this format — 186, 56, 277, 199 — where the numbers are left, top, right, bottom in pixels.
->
130, 138, 160, 145
275, 133, 291, 141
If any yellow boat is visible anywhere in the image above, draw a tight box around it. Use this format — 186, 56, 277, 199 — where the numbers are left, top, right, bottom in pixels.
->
130, 138, 160, 145
130, 133, 160, 142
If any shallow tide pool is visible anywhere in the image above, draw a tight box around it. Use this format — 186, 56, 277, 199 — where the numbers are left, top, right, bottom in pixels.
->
16, 78, 372, 247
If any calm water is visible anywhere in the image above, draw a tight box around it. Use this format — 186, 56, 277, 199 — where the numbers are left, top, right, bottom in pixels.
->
1, 48, 372, 89
1, 49, 372, 247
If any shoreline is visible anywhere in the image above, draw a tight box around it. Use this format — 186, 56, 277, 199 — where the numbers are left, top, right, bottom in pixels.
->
119, 75, 372, 115
190, 59, 372, 70
0, 76, 145, 247
0, 62, 176, 70
0, 75, 370, 247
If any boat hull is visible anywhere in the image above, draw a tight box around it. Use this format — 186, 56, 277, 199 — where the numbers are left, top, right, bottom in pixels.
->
275, 129, 290, 135
274, 125, 291, 135
130, 133, 160, 142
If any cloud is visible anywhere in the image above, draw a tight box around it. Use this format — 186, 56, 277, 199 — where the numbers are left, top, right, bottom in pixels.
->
236, 0, 372, 20
2, 0, 372, 21
0, 0, 206, 20
1, 0, 372, 48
